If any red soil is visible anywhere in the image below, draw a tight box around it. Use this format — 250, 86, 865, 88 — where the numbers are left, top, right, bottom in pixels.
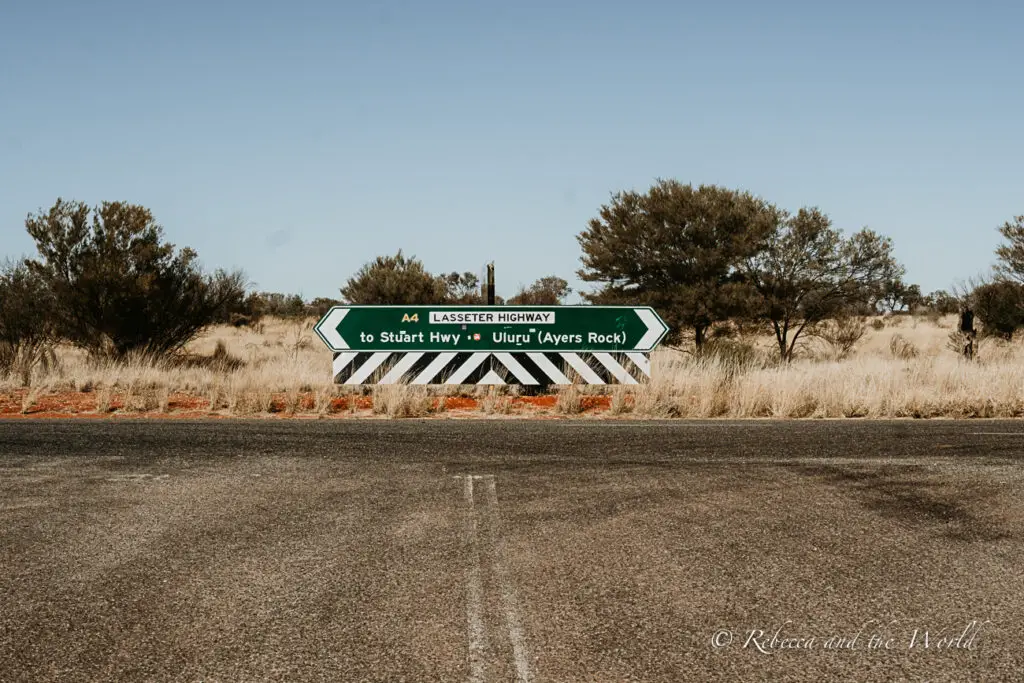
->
0, 389, 613, 419
442, 397, 478, 410
518, 395, 557, 408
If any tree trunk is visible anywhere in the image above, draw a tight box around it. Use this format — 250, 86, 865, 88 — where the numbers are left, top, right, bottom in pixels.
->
694, 325, 707, 352
785, 322, 810, 363
772, 320, 789, 361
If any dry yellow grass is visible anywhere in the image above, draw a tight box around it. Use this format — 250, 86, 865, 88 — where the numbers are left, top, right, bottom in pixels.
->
372, 385, 435, 418
479, 388, 514, 415
648, 352, 1024, 418
3, 314, 1023, 418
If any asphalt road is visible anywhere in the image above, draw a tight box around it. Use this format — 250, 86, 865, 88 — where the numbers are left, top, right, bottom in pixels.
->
2, 419, 1024, 682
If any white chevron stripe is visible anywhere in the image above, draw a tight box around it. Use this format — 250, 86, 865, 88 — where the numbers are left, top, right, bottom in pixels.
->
332, 352, 359, 379
378, 352, 424, 384
559, 352, 605, 384
493, 353, 538, 385
445, 353, 491, 385
525, 353, 572, 385
625, 352, 651, 378
594, 352, 638, 385
478, 369, 506, 385
345, 352, 391, 385
411, 352, 458, 385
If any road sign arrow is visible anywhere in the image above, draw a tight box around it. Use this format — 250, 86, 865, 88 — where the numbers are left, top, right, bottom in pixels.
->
634, 308, 669, 351
314, 307, 349, 350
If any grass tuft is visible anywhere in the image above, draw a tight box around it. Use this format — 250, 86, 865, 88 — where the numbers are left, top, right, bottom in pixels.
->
556, 386, 584, 415
372, 385, 434, 418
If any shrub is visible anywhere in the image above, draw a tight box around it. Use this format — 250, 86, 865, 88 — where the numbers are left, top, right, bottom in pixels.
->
889, 333, 919, 360
238, 292, 310, 322
306, 297, 342, 319
946, 329, 979, 359
926, 290, 962, 316
608, 386, 633, 415
342, 251, 447, 304
809, 317, 867, 360
697, 339, 764, 373
24, 199, 246, 359
971, 280, 1024, 339
0, 260, 57, 385
479, 388, 513, 414
556, 386, 584, 414
372, 385, 434, 417
174, 340, 245, 372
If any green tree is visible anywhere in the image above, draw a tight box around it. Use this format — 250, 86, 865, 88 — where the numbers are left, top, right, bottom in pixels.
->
438, 271, 485, 304
923, 289, 961, 315
0, 259, 57, 383
250, 292, 306, 318
341, 250, 447, 304
903, 283, 924, 312
880, 278, 923, 313
744, 208, 903, 360
24, 198, 246, 358
507, 276, 571, 305
577, 180, 778, 350
995, 215, 1024, 283
971, 280, 1024, 339
306, 297, 342, 318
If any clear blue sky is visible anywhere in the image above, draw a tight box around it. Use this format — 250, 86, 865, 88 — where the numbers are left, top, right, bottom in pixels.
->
2, 0, 1022, 301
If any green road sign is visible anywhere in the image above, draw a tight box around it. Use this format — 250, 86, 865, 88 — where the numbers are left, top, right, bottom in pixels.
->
314, 305, 669, 354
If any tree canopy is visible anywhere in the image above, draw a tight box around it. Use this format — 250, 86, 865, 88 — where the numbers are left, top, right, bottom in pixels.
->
995, 215, 1024, 283
24, 198, 246, 358
438, 271, 485, 304
880, 278, 923, 313
340, 251, 448, 305
971, 280, 1024, 339
743, 208, 903, 360
577, 180, 778, 349
507, 276, 571, 305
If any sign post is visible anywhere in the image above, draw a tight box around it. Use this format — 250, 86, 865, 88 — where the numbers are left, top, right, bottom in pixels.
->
314, 305, 669, 385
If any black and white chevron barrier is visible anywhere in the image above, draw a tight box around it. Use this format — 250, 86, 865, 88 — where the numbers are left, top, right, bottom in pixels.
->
331, 350, 652, 385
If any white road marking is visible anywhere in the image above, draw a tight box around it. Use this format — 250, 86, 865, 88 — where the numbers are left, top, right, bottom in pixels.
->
462, 476, 487, 683
972, 432, 1024, 436
104, 473, 170, 482
456, 474, 533, 683
483, 476, 533, 683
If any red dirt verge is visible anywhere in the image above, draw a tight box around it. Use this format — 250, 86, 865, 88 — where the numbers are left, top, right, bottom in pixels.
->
0, 390, 616, 419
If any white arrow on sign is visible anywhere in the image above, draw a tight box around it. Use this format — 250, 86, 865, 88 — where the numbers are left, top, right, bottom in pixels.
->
314, 308, 349, 350
634, 308, 669, 350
